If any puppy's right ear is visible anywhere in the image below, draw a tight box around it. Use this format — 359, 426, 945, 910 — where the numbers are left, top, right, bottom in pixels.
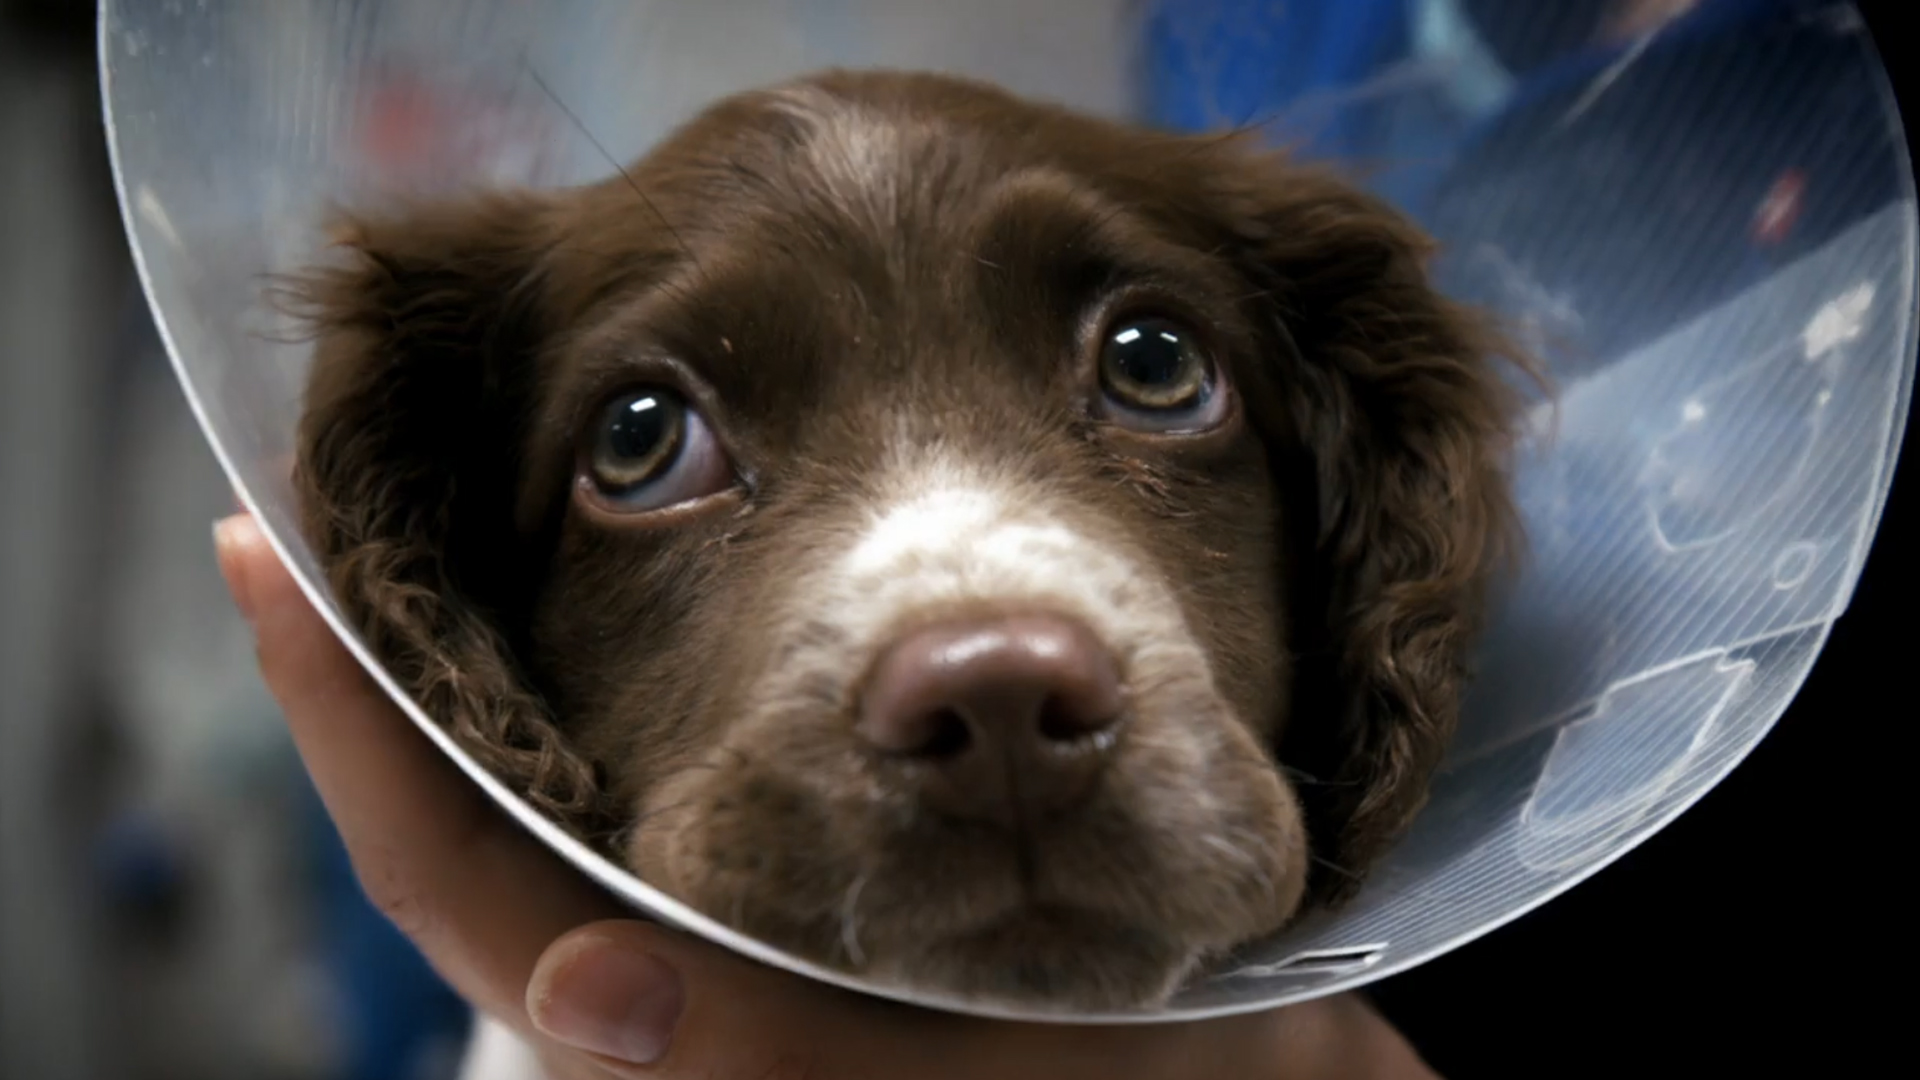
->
288, 193, 604, 827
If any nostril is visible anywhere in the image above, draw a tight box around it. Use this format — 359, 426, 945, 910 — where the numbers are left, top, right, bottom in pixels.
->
919, 709, 973, 759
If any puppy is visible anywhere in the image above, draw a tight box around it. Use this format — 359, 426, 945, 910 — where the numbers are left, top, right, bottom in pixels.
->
290, 69, 1525, 1010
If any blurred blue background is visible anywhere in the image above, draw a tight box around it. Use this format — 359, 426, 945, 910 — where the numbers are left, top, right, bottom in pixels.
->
0, 1, 1906, 1077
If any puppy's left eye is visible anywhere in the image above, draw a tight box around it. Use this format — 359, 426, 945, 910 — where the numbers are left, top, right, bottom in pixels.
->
578, 387, 733, 514
1097, 316, 1227, 431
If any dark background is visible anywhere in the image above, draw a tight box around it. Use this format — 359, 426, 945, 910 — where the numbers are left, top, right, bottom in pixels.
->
1369, 3, 1912, 1072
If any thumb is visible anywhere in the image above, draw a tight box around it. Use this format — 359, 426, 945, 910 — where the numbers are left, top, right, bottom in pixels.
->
525, 919, 939, 1079
525, 921, 687, 1074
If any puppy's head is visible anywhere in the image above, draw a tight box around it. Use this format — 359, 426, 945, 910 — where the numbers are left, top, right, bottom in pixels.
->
292, 70, 1523, 1010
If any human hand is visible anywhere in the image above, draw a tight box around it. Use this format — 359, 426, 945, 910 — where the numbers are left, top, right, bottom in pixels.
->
214, 510, 1437, 1080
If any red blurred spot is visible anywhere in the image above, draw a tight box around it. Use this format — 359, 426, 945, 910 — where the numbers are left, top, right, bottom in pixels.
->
362, 76, 444, 170
1753, 168, 1807, 247
355, 70, 554, 185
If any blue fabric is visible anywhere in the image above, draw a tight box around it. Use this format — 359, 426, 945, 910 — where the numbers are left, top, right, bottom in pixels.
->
300, 781, 472, 1080
1139, 0, 1441, 204
1138, 0, 1903, 370
1425, 0, 1898, 369
1140, 0, 1413, 149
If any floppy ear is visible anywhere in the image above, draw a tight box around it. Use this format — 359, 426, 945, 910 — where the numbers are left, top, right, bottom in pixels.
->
286, 193, 607, 830
1221, 160, 1529, 901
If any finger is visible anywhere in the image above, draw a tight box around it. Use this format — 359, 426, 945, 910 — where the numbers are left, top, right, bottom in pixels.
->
528, 919, 906, 1079
524, 922, 685, 1075
214, 512, 622, 1021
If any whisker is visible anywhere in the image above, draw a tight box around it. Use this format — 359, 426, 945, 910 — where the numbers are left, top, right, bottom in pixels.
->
838, 872, 870, 967
1201, 832, 1277, 903
1311, 854, 1362, 881
1291, 771, 1365, 789
519, 56, 707, 281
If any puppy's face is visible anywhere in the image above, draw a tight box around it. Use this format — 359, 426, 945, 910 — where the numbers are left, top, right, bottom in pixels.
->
293, 71, 1522, 1010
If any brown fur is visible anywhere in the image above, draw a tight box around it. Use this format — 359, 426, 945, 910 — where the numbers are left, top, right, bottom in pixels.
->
289, 70, 1527, 1010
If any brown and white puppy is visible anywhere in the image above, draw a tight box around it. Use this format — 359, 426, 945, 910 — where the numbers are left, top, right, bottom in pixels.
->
290, 69, 1525, 1011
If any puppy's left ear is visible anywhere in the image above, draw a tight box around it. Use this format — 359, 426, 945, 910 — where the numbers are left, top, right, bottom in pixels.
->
1216, 156, 1531, 900
282, 191, 609, 828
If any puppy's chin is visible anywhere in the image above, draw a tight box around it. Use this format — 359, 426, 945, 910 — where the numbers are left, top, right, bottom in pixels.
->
623, 719, 1309, 1012
866, 906, 1202, 1012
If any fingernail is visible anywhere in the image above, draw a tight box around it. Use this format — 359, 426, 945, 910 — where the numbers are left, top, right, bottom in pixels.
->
213, 515, 257, 624
530, 941, 684, 1067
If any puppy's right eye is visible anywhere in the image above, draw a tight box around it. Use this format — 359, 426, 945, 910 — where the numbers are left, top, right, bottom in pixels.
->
1095, 315, 1228, 432
579, 388, 732, 513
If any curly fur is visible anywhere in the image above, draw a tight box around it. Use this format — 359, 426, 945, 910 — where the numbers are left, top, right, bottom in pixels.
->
290, 198, 611, 830
1217, 163, 1530, 894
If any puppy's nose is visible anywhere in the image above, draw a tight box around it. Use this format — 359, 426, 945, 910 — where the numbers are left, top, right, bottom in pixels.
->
857, 614, 1125, 824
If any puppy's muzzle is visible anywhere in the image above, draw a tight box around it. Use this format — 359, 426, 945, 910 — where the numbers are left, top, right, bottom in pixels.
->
856, 612, 1125, 827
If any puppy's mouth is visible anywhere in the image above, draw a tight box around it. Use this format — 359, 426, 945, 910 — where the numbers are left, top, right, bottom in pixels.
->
839, 810, 1237, 1009
628, 687, 1306, 1011
897, 900, 1196, 1010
